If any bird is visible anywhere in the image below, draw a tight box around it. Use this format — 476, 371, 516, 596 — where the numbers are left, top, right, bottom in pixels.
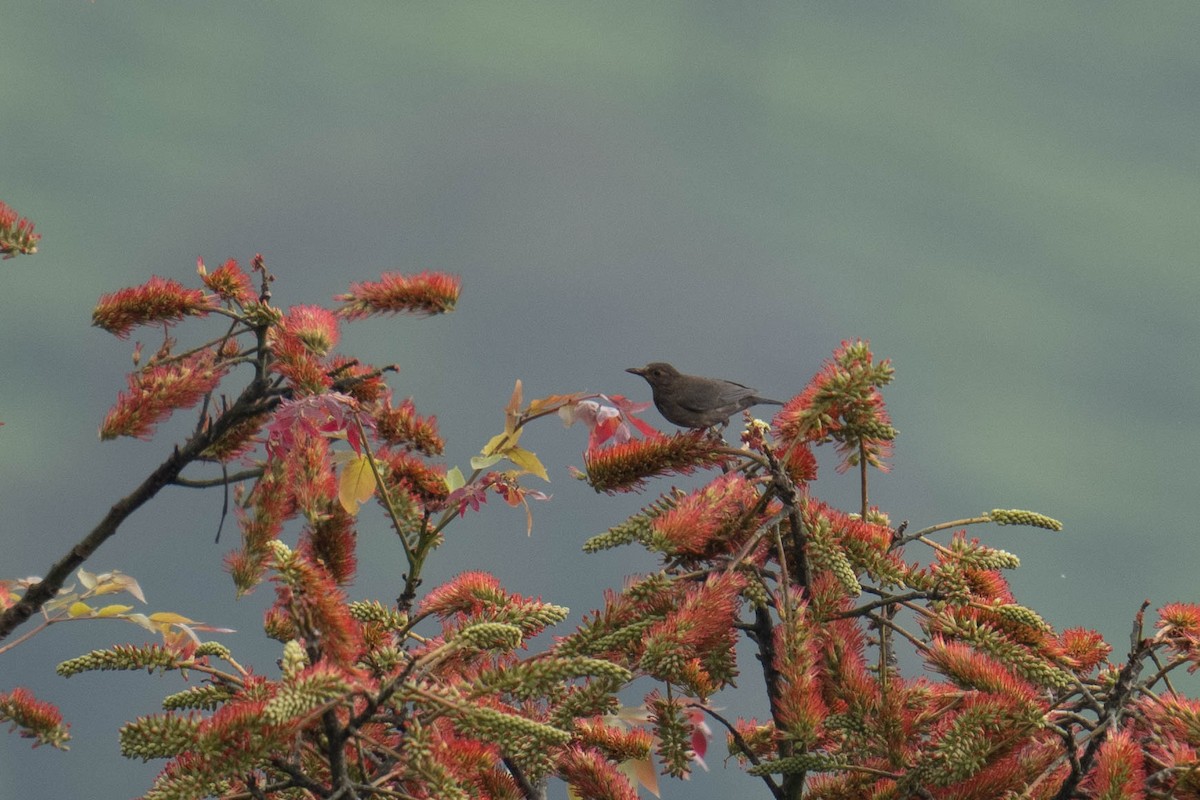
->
626, 362, 784, 429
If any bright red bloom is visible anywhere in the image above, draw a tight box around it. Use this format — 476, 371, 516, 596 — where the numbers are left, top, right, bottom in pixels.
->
774, 339, 895, 473
270, 333, 333, 394
0, 687, 69, 749
271, 550, 363, 669
1084, 729, 1145, 800
419, 571, 508, 618
335, 271, 461, 319
584, 430, 730, 494
329, 356, 387, 403
280, 305, 340, 356
380, 449, 450, 509
375, 396, 444, 455
652, 473, 762, 557
300, 508, 358, 586
92, 275, 213, 338
197, 257, 255, 304
557, 745, 639, 800
0, 201, 41, 259
1056, 627, 1111, 673
100, 350, 226, 440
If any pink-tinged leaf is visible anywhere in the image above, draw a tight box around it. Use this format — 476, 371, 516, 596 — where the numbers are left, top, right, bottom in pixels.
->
338, 454, 377, 515
625, 755, 660, 797
505, 379, 523, 434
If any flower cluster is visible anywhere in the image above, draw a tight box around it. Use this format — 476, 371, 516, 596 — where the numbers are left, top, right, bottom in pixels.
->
0, 201, 41, 259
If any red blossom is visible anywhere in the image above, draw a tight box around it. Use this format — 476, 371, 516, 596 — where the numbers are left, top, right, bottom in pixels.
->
375, 396, 444, 455
329, 356, 388, 403
927, 637, 1040, 704
771, 610, 828, 745
197, 257, 255, 304
652, 473, 761, 557
300, 508, 358, 586
0, 687, 69, 749
100, 350, 226, 440
583, 430, 730, 494
418, 571, 507, 619
380, 449, 450, 508
556, 745, 639, 800
335, 271, 461, 319
1056, 627, 1111, 673
272, 551, 363, 668
0, 201, 41, 259
574, 717, 654, 761
774, 339, 894, 473
1084, 729, 1145, 800
92, 275, 214, 338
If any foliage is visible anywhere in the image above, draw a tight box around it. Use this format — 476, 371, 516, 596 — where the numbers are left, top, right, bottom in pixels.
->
2, 208, 1198, 798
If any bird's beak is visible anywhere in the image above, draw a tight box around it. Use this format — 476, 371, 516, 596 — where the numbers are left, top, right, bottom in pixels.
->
626, 367, 644, 376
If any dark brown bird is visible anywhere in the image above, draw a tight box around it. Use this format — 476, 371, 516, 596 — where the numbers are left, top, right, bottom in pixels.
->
626, 362, 784, 429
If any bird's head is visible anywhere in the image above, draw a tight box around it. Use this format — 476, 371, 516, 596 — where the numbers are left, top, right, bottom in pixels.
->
626, 362, 680, 388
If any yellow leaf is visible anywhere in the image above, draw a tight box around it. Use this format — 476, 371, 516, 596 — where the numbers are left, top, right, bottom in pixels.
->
506, 447, 549, 482
339, 454, 377, 515
482, 431, 516, 456
97, 604, 133, 617
93, 571, 145, 602
470, 453, 504, 471
149, 612, 196, 625
67, 601, 93, 618
445, 466, 466, 492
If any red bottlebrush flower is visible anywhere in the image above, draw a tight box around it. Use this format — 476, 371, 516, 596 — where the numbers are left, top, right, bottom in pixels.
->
584, 430, 730, 494
92, 275, 214, 338
0, 687, 70, 749
1056, 627, 1111, 673
100, 350, 226, 440
271, 550, 362, 668
927, 637, 1040, 705
771, 607, 828, 746
782, 440, 818, 483
1084, 729, 1145, 800
1158, 603, 1200, 667
557, 745, 640, 800
300, 508, 358, 586
418, 571, 508, 619
1159, 603, 1200, 638
774, 339, 895, 473
380, 449, 450, 509
281, 432, 338, 522
197, 257, 255, 304
641, 573, 744, 694
375, 396, 445, 455
201, 410, 269, 463
269, 329, 333, 394
652, 473, 761, 557
0, 201, 41, 259
278, 304, 340, 357
329, 356, 387, 403
335, 270, 461, 319
574, 718, 654, 762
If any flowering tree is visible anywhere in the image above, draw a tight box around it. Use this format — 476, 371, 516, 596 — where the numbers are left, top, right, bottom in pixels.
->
3, 202, 1200, 799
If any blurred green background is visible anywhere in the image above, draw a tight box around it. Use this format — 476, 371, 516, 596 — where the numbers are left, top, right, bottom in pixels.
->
3, 4, 1199, 798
